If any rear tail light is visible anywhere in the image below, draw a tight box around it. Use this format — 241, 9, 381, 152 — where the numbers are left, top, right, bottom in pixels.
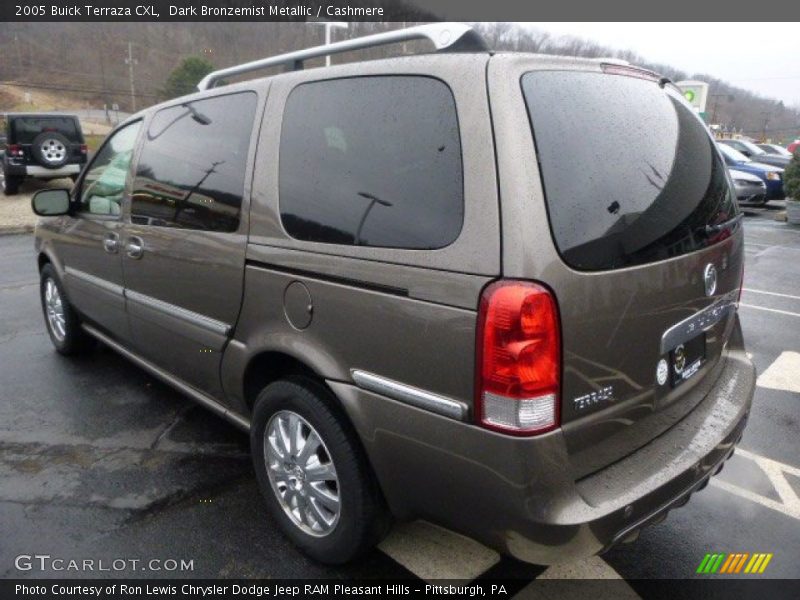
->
8, 144, 23, 157
80, 144, 88, 154
476, 280, 561, 435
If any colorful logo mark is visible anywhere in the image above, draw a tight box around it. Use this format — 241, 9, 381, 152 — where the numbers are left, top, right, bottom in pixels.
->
697, 552, 773, 574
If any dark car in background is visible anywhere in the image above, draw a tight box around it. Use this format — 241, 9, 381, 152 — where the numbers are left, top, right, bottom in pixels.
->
718, 143, 785, 200
757, 143, 792, 157
718, 138, 790, 168
729, 168, 767, 206
1, 113, 88, 195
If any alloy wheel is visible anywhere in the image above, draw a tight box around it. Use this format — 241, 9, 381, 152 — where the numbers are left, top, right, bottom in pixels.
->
264, 410, 341, 537
44, 278, 66, 341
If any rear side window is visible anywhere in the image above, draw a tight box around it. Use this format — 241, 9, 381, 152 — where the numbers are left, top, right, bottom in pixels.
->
279, 76, 463, 249
522, 71, 737, 271
11, 117, 82, 144
131, 92, 257, 232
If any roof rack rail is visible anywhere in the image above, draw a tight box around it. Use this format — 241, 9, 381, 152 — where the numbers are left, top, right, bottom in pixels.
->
197, 22, 487, 91
592, 57, 631, 66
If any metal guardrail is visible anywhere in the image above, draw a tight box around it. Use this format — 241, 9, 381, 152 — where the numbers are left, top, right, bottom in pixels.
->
197, 22, 487, 91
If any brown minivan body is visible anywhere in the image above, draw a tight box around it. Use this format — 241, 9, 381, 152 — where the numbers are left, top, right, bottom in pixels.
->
33, 26, 755, 565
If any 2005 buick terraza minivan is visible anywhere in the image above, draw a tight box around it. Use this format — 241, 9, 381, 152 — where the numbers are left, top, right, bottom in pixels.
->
32, 24, 755, 565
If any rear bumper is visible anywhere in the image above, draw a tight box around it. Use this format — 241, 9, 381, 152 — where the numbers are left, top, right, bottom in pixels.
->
330, 322, 755, 565
25, 164, 81, 178
3, 161, 81, 179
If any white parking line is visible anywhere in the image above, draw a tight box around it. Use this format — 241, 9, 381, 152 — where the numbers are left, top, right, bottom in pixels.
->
742, 288, 800, 302
379, 520, 500, 581
745, 243, 800, 252
712, 447, 800, 521
757, 351, 800, 393
516, 558, 640, 599
378, 520, 635, 589
538, 556, 624, 580
739, 304, 800, 318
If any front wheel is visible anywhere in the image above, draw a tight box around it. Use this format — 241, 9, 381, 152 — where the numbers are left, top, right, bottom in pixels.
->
251, 378, 390, 564
39, 264, 94, 355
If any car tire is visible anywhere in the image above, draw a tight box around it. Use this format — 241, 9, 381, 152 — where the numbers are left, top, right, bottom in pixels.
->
31, 132, 71, 169
251, 377, 390, 564
1, 168, 20, 196
39, 264, 95, 355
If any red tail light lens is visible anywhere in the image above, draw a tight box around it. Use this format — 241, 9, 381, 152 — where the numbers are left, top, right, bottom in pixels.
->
476, 280, 561, 435
8, 144, 23, 157
80, 144, 88, 154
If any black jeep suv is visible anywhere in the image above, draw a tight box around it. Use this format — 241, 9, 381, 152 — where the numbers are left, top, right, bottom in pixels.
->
1, 113, 88, 195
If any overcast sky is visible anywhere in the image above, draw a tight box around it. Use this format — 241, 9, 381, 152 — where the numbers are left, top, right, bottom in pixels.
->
524, 23, 800, 107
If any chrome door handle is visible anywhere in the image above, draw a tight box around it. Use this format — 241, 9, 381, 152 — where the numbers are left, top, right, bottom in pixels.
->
103, 233, 119, 254
126, 236, 144, 259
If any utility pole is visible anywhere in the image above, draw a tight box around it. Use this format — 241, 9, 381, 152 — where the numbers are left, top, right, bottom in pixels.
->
13, 33, 22, 73
309, 21, 349, 66
125, 42, 138, 112
760, 112, 771, 142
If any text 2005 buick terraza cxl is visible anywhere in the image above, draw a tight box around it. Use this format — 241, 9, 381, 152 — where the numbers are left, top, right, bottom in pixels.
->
31, 23, 755, 564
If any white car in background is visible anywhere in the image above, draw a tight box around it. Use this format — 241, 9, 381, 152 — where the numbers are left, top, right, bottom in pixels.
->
730, 168, 768, 206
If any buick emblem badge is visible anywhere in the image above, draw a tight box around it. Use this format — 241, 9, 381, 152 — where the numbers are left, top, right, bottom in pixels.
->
703, 263, 717, 297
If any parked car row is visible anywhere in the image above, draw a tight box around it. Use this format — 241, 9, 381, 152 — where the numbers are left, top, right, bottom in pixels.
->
719, 138, 791, 168
718, 142, 784, 205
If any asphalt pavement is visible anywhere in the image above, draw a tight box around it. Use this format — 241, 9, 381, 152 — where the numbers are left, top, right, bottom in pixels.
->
0, 205, 798, 594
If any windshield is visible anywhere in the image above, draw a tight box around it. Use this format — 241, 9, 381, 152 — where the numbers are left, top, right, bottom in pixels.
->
738, 139, 766, 155
770, 145, 791, 156
718, 143, 750, 164
522, 70, 738, 271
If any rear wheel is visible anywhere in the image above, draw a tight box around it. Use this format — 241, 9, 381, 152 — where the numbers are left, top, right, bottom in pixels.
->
39, 264, 94, 355
251, 378, 390, 564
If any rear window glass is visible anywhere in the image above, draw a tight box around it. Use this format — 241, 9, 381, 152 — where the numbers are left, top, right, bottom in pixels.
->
279, 76, 464, 249
11, 117, 82, 144
522, 71, 737, 271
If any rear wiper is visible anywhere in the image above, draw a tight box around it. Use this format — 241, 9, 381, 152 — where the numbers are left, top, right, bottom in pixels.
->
703, 213, 743, 235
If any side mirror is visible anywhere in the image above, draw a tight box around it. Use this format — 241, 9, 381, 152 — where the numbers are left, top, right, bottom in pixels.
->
741, 150, 752, 158
31, 189, 71, 216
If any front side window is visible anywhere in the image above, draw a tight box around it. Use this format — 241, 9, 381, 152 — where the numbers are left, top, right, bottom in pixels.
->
130, 93, 257, 231
279, 76, 464, 249
78, 121, 141, 216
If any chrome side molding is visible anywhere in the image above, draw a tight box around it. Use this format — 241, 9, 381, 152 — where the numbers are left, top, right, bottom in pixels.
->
64, 266, 124, 297
65, 267, 230, 337
124, 290, 231, 337
351, 369, 467, 421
